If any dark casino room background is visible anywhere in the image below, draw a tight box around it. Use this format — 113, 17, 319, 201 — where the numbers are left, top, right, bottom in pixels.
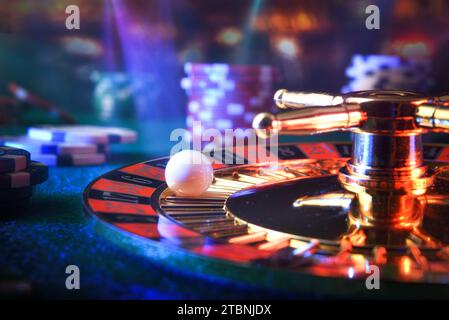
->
1, 0, 449, 303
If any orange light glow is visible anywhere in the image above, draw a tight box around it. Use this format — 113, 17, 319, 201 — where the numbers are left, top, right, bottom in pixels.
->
400, 256, 412, 275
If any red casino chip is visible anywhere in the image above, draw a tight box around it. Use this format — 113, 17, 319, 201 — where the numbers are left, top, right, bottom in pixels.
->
182, 63, 279, 138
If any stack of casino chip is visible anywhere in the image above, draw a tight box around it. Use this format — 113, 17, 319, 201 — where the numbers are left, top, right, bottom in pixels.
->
341, 54, 432, 93
181, 63, 278, 139
0, 146, 48, 212
1, 125, 137, 167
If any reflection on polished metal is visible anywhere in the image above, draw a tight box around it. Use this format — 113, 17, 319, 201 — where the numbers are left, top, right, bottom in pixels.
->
294, 192, 354, 209
253, 90, 449, 237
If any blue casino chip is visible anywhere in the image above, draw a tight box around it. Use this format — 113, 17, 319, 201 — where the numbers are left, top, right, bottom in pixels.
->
31, 153, 106, 167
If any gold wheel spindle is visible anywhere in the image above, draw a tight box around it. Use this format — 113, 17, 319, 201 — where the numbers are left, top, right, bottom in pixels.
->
253, 91, 365, 136
274, 89, 343, 109
416, 96, 449, 132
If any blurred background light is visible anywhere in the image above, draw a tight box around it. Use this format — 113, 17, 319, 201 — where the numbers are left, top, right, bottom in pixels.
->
216, 27, 243, 46
274, 37, 300, 59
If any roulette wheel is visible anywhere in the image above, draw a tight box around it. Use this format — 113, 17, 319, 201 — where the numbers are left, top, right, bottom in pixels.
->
83, 90, 449, 299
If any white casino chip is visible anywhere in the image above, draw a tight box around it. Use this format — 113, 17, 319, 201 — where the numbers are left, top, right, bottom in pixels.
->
28, 125, 137, 144
3, 136, 108, 155
342, 54, 431, 93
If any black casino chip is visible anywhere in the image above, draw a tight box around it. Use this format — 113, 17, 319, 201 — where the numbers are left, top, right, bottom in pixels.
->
0, 161, 49, 189
0, 146, 30, 174
0, 186, 33, 201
